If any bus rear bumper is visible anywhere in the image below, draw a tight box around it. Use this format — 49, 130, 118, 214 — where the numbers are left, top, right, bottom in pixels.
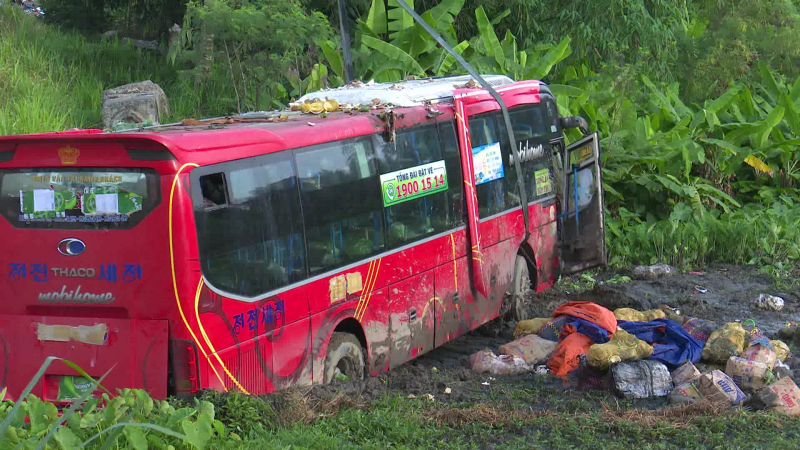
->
0, 315, 169, 402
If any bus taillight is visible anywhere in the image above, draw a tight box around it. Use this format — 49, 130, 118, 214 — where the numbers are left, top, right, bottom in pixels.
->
170, 340, 200, 394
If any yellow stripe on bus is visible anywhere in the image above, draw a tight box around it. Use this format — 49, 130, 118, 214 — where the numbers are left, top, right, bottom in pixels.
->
194, 278, 250, 395
168, 163, 227, 391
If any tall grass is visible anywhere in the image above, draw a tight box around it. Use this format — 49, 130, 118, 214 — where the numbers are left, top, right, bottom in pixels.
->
0, 6, 211, 135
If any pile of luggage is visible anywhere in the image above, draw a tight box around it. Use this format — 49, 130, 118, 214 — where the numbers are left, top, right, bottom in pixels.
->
470, 301, 799, 416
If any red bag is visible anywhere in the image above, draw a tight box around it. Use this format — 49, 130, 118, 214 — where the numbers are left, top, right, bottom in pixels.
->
548, 332, 594, 377
552, 302, 617, 335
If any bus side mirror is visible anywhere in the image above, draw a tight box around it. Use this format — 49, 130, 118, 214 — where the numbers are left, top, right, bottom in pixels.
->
560, 116, 589, 136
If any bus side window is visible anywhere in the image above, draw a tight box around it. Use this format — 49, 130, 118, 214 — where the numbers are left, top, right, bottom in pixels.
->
375, 125, 455, 248
295, 139, 386, 275
469, 113, 516, 216
194, 155, 307, 297
507, 104, 555, 203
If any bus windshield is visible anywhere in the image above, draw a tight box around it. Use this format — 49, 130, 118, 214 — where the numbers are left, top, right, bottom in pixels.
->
0, 168, 160, 229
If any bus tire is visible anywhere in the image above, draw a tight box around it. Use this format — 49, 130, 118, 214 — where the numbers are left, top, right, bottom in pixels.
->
509, 255, 531, 322
323, 332, 365, 384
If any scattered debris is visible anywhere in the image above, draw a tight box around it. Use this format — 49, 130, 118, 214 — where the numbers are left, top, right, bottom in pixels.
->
755, 294, 785, 312
444, 388, 452, 394
671, 361, 701, 386
682, 316, 718, 342
535, 365, 549, 375
469, 349, 530, 376
669, 381, 704, 405
632, 264, 675, 280
725, 356, 774, 390
498, 334, 557, 365
694, 285, 708, 294
612, 360, 673, 399
696, 370, 747, 405
749, 377, 800, 416
741, 344, 778, 369
454, 79, 480, 89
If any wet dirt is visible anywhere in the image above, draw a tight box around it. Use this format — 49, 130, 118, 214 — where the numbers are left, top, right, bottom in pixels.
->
309, 264, 800, 407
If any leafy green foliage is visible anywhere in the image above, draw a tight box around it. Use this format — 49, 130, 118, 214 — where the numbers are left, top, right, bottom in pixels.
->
0, 359, 229, 449
174, 0, 334, 112
555, 57, 799, 270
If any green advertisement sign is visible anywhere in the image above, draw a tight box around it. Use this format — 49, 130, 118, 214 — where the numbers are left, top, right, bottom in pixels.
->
381, 160, 448, 207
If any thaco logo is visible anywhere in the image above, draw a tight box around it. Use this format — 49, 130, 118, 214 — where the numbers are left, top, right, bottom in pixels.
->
58, 238, 86, 256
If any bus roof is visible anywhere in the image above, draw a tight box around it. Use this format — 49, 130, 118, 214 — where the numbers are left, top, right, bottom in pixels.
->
0, 76, 552, 166
297, 74, 515, 107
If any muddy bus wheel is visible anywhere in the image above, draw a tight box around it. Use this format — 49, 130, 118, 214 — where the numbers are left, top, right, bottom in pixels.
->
323, 332, 365, 384
508, 255, 531, 322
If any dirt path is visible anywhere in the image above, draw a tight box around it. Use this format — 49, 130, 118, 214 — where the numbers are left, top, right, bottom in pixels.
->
309, 264, 799, 406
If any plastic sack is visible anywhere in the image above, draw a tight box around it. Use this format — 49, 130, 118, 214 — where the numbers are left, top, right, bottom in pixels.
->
702, 322, 747, 363
672, 361, 701, 386
613, 308, 666, 322
771, 340, 791, 362
754, 294, 785, 312
725, 356, 775, 391
587, 327, 653, 369
552, 302, 617, 335
611, 360, 673, 399
682, 317, 718, 342
669, 381, 704, 405
547, 332, 594, 377
696, 370, 747, 405
742, 344, 778, 370
513, 318, 550, 340
752, 377, 800, 416
499, 334, 558, 365
470, 349, 531, 375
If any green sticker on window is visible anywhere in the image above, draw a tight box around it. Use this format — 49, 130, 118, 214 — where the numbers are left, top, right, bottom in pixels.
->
535, 168, 552, 196
381, 160, 448, 207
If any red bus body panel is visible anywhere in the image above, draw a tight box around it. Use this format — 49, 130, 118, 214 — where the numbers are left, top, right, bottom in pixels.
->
0, 80, 563, 399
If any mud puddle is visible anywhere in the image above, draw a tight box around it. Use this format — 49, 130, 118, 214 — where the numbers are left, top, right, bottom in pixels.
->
309, 264, 799, 407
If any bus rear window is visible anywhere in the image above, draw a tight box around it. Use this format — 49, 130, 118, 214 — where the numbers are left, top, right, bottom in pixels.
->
0, 169, 160, 229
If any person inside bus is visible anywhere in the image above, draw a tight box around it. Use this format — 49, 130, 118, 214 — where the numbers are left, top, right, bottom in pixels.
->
200, 174, 226, 207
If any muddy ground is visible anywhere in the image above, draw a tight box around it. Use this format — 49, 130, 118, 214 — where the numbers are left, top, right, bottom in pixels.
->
309, 264, 800, 407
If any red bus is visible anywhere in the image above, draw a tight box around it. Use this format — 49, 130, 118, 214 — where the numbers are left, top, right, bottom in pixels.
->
0, 75, 605, 401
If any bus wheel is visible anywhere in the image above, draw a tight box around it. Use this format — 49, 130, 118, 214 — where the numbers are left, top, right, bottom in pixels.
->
508, 255, 531, 322
323, 332, 365, 384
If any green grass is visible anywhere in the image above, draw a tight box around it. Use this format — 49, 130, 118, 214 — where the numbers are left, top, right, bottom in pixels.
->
202, 390, 800, 450
0, 6, 216, 135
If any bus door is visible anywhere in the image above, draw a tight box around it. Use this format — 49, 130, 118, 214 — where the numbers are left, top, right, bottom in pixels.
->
559, 133, 607, 274
454, 89, 538, 317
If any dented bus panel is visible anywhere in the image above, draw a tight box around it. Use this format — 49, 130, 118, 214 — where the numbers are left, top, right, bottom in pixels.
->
0, 76, 604, 400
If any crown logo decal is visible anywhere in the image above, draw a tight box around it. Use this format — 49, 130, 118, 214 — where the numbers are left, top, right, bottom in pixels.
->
58, 147, 80, 165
